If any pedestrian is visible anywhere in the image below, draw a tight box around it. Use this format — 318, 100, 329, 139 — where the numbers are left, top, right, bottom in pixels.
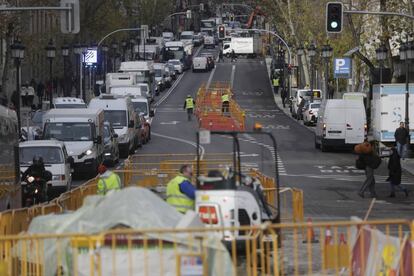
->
272, 76, 280, 94
46, 81, 52, 101
11, 90, 19, 110
387, 147, 409, 198
394, 122, 409, 159
218, 49, 224, 62
281, 87, 287, 108
328, 82, 334, 99
221, 93, 230, 114
231, 49, 236, 62
26, 83, 35, 107
297, 96, 305, 120
20, 85, 28, 107
183, 94, 195, 121
356, 141, 381, 198
97, 160, 122, 195
36, 81, 45, 108
166, 164, 195, 214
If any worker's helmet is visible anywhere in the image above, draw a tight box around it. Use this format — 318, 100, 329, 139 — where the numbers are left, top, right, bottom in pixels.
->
32, 155, 44, 166
187, 94, 191, 98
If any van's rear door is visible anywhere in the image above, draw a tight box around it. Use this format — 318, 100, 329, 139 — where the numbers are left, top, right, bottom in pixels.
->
345, 107, 365, 144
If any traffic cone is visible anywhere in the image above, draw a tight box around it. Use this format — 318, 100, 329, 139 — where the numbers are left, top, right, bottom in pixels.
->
303, 218, 319, 243
339, 233, 347, 245
325, 226, 333, 245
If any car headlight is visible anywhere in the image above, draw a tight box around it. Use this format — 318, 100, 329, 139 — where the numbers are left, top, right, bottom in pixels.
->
158, 81, 162, 85
86, 149, 92, 156
78, 149, 93, 159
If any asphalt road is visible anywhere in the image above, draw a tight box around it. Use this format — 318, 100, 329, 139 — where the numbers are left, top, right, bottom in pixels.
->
74, 46, 414, 220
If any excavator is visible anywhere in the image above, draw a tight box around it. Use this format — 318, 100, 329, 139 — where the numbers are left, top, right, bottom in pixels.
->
246, 6, 266, 29
194, 130, 280, 249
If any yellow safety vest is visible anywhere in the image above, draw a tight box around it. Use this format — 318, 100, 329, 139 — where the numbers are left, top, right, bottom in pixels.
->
273, 78, 280, 87
186, 98, 194, 109
166, 175, 195, 213
221, 94, 230, 103
97, 171, 121, 195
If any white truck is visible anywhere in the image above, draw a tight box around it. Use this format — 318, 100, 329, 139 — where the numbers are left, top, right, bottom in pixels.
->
204, 36, 215, 49
42, 108, 104, 178
371, 84, 414, 153
180, 31, 194, 45
222, 37, 261, 57
119, 61, 157, 98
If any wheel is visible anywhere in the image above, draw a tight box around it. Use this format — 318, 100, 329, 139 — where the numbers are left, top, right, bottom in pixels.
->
320, 141, 328, 152
148, 129, 151, 140
314, 136, 320, 149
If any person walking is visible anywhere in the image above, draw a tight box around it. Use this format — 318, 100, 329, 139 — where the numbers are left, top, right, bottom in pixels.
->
356, 142, 380, 198
272, 76, 280, 94
297, 96, 305, 120
394, 122, 409, 159
97, 160, 122, 195
231, 49, 236, 62
26, 83, 35, 108
218, 49, 224, 62
387, 147, 409, 198
166, 164, 195, 214
328, 82, 334, 99
221, 93, 230, 114
281, 87, 287, 108
20, 85, 28, 107
183, 94, 195, 121
36, 81, 45, 108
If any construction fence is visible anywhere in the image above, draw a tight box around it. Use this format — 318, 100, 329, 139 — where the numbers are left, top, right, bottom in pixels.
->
195, 82, 246, 131
0, 219, 413, 275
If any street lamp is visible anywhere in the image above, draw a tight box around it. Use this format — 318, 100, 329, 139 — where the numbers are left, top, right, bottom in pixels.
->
61, 44, 70, 97
81, 44, 88, 102
375, 44, 388, 85
73, 43, 82, 98
307, 43, 317, 101
10, 39, 25, 135
321, 44, 333, 99
297, 46, 304, 88
400, 41, 414, 150
102, 44, 109, 86
45, 39, 56, 108
111, 41, 118, 72
129, 38, 136, 60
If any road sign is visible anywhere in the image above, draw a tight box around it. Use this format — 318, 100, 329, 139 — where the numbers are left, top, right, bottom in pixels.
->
84, 48, 97, 65
334, 58, 352, 79
199, 130, 211, 144
60, 0, 79, 34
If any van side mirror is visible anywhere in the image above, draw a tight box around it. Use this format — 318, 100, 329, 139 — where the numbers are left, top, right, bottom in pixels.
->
128, 120, 134, 128
67, 156, 74, 168
149, 110, 155, 117
94, 136, 102, 144
113, 133, 118, 138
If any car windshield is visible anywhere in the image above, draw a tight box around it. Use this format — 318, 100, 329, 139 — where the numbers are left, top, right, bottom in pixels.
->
155, 69, 163, 77
311, 103, 321, 109
181, 35, 193, 40
132, 102, 148, 115
103, 110, 127, 128
20, 146, 64, 165
166, 50, 184, 60
44, 122, 93, 141
169, 60, 180, 65
54, 104, 86, 108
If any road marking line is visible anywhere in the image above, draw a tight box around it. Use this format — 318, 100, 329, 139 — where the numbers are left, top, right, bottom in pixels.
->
230, 65, 236, 88
152, 131, 205, 160
206, 66, 216, 89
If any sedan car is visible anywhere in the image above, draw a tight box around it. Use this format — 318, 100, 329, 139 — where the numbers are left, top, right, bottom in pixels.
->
303, 102, 321, 126
103, 122, 120, 166
168, 59, 184, 74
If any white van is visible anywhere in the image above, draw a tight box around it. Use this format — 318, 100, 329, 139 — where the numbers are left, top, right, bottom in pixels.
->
180, 31, 194, 45
42, 108, 104, 177
88, 94, 139, 157
130, 96, 154, 122
291, 89, 322, 118
19, 140, 73, 192
315, 99, 367, 151
192, 57, 208, 72
162, 32, 174, 42
53, 97, 87, 109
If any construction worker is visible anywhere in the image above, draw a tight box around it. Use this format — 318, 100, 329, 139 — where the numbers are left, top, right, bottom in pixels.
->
221, 93, 230, 114
97, 159, 121, 195
272, 76, 280, 94
166, 165, 195, 213
183, 94, 195, 121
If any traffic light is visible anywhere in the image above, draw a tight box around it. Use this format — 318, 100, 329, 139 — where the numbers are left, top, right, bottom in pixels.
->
218, 25, 226, 39
326, 2, 343, 33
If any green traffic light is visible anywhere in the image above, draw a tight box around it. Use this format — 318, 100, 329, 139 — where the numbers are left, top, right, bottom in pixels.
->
331, 21, 338, 29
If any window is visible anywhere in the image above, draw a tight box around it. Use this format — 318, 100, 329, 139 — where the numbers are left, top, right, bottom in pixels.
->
43, 123, 93, 141
20, 147, 64, 165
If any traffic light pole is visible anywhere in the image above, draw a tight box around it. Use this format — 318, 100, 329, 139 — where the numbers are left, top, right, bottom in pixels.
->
343, 10, 414, 20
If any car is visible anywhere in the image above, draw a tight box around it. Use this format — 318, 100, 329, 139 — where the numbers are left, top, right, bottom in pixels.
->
303, 102, 321, 126
164, 66, 173, 87
103, 122, 120, 166
167, 63, 177, 80
137, 114, 151, 144
168, 59, 184, 74
192, 56, 209, 72
291, 89, 322, 118
203, 35, 215, 48
193, 33, 204, 46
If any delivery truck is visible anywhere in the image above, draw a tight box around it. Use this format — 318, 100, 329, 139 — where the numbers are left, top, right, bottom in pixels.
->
222, 37, 261, 58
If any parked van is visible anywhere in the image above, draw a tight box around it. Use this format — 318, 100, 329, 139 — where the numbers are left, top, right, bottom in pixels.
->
315, 99, 367, 152
290, 89, 322, 118
88, 94, 140, 157
19, 140, 73, 193
53, 97, 87, 109
42, 108, 104, 177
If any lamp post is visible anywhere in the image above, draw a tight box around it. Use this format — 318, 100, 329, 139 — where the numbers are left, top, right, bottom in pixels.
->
111, 41, 118, 72
297, 46, 304, 88
375, 44, 388, 85
73, 44, 82, 98
81, 44, 88, 102
45, 39, 56, 108
10, 39, 25, 136
129, 38, 136, 60
61, 44, 70, 97
102, 44, 109, 86
321, 44, 333, 99
307, 43, 317, 101
400, 41, 414, 149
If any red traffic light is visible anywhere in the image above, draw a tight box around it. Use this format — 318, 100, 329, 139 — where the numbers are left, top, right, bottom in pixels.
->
218, 25, 226, 39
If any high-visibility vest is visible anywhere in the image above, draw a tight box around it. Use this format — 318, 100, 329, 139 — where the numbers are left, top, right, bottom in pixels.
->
166, 175, 195, 213
272, 78, 280, 87
221, 94, 230, 103
185, 98, 194, 109
97, 171, 121, 195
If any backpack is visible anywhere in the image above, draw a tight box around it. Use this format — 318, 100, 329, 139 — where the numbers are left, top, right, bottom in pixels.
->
355, 156, 366, 170
371, 154, 382, 169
